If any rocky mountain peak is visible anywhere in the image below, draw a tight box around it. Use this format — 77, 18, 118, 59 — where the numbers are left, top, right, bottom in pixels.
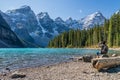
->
66, 17, 74, 24
20, 5, 31, 10
82, 11, 104, 21
92, 11, 103, 16
67, 17, 73, 20
6, 5, 32, 14
80, 11, 105, 29
55, 17, 64, 21
55, 17, 65, 24
16, 5, 32, 12
37, 12, 50, 19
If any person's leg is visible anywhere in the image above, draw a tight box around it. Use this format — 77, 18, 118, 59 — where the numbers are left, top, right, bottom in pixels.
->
96, 52, 100, 58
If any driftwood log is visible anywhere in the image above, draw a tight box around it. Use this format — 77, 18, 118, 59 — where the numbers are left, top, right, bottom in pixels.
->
92, 56, 120, 71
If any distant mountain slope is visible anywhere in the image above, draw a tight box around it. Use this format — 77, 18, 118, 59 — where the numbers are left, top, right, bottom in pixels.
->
0, 14, 25, 48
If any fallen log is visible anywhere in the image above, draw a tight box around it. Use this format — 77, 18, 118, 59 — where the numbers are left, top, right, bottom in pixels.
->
92, 56, 120, 71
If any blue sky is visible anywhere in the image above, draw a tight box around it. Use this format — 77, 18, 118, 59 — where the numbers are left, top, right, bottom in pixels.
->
0, 0, 119, 20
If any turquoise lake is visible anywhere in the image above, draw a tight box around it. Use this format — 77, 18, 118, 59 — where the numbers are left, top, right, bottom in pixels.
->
0, 48, 119, 72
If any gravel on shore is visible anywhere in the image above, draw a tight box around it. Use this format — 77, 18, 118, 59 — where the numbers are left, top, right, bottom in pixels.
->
1, 61, 120, 80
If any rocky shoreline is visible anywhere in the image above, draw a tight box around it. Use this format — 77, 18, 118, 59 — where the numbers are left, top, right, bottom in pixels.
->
1, 61, 120, 80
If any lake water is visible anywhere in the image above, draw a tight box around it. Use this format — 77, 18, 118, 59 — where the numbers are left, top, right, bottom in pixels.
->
0, 48, 119, 72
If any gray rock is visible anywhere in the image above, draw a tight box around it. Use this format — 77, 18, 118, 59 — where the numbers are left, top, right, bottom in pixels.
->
2, 73, 7, 76
5, 68, 10, 72
82, 55, 93, 62
117, 72, 120, 75
71, 56, 83, 62
112, 54, 118, 57
11, 74, 26, 79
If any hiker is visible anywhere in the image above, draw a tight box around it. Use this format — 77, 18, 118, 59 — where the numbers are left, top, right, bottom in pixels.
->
96, 41, 108, 58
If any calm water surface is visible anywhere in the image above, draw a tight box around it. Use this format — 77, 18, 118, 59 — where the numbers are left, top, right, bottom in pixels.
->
0, 48, 119, 72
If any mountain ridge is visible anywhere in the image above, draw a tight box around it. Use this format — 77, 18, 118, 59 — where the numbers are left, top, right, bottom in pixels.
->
0, 5, 106, 47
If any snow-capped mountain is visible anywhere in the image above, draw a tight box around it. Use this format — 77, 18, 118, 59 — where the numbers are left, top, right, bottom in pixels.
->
33, 12, 55, 47
65, 17, 82, 30
36, 12, 69, 46
37, 12, 54, 35
6, 5, 41, 32
4, 5, 42, 46
0, 5, 106, 47
80, 11, 105, 29
65, 12, 105, 30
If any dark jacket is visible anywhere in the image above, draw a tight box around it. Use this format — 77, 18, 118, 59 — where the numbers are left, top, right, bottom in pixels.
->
100, 44, 108, 54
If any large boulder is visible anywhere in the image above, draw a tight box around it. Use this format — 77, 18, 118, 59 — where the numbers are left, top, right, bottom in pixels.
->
82, 55, 93, 62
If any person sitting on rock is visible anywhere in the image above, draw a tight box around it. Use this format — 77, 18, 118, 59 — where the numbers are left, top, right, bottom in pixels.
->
96, 41, 108, 58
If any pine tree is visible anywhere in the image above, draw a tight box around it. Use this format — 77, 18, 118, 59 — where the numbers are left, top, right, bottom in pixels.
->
108, 17, 113, 47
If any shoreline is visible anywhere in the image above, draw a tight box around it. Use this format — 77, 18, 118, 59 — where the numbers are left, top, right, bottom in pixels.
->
48, 47, 120, 51
1, 61, 120, 80
81, 48, 120, 51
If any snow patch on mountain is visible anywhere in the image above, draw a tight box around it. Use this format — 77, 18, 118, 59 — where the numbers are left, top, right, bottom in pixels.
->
80, 11, 105, 29
36, 16, 47, 34
38, 12, 50, 19
51, 27, 59, 36
29, 32, 39, 37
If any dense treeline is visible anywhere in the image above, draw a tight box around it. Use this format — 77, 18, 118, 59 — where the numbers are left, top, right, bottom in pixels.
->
48, 11, 120, 48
